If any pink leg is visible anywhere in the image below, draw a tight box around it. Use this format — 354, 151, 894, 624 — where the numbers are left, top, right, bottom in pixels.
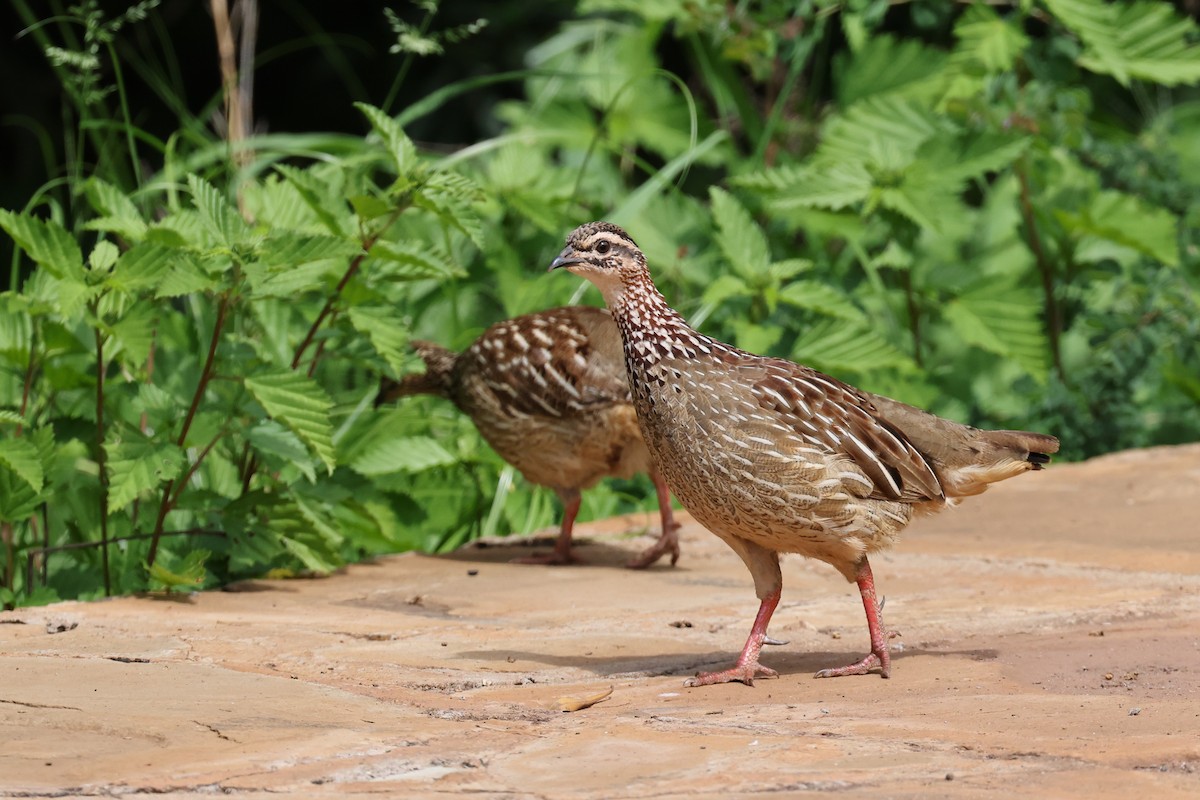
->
814, 557, 898, 679
626, 469, 681, 569
685, 588, 781, 687
512, 491, 584, 566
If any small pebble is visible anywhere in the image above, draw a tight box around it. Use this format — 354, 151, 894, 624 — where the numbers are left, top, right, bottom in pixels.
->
467, 569, 479, 576
1129, 707, 1142, 716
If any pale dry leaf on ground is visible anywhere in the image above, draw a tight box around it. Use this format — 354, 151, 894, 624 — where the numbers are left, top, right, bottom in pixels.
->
555, 686, 614, 712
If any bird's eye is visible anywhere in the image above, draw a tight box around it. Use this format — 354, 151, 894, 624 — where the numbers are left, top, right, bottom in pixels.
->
595, 240, 610, 255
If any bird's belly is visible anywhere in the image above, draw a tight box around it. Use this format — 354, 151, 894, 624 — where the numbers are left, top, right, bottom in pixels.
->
638, 400, 912, 564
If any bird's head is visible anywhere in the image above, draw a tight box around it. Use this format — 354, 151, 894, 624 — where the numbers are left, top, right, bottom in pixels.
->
548, 222, 645, 304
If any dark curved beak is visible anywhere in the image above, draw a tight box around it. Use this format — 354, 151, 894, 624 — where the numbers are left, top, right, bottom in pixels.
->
548, 250, 584, 272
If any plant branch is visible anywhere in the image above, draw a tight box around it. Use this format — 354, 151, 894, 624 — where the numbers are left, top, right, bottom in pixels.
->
2, 522, 13, 607
901, 269, 923, 368
92, 318, 111, 596
291, 205, 405, 371
1015, 159, 1065, 381
167, 430, 227, 512
16, 328, 36, 437
148, 293, 230, 566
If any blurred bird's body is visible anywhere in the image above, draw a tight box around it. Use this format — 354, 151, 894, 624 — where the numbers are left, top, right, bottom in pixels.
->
378, 306, 680, 568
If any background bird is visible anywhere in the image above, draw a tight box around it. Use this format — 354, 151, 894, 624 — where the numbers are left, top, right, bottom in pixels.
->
378, 306, 680, 569
551, 221, 1059, 685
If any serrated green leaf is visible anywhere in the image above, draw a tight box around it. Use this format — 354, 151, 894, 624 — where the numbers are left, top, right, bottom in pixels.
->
793, 319, 914, 374
838, 34, 949, 105
187, 174, 251, 246
350, 435, 456, 476
710, 187, 772, 280
155, 256, 217, 298
0, 298, 32, 364
731, 319, 782, 354
819, 95, 942, 169
777, 281, 864, 321
54, 274, 99, 318
0, 438, 43, 493
244, 259, 337, 298
266, 502, 342, 572
0, 426, 52, 522
915, 131, 1031, 186
148, 210, 207, 248
953, 4, 1030, 73
416, 171, 488, 249
0, 209, 85, 280
83, 178, 148, 241
368, 240, 464, 281
147, 548, 210, 591
768, 162, 875, 212
356, 102, 419, 176
274, 164, 351, 237
88, 240, 119, 272
1046, 0, 1200, 86
246, 421, 316, 483
0, 411, 26, 425
942, 285, 1049, 378
1055, 190, 1179, 267
258, 231, 362, 267
0, 466, 40, 522
108, 241, 174, 293
105, 438, 185, 513
245, 371, 336, 473
347, 306, 411, 375
108, 303, 157, 367
700, 274, 751, 308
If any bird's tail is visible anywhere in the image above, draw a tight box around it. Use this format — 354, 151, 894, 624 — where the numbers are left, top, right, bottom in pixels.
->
867, 393, 1059, 499
376, 341, 458, 407
941, 429, 1060, 498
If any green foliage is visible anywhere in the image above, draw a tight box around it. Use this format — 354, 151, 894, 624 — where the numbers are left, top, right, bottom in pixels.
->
3, 0, 1199, 606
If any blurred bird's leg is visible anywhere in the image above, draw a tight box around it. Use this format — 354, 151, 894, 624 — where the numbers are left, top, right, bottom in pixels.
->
685, 542, 782, 687
626, 469, 681, 569
511, 489, 584, 566
815, 556, 898, 679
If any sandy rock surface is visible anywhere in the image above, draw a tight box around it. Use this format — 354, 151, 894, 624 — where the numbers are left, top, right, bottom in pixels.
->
2, 444, 1199, 798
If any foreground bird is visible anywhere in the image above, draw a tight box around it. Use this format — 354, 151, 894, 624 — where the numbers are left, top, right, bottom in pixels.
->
550, 222, 1059, 685
377, 306, 680, 569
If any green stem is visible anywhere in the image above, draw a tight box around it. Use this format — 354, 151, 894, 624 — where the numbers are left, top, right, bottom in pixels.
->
381, 8, 437, 115
901, 269, 922, 368
106, 40, 141, 195
2, 522, 13, 608
147, 293, 230, 566
291, 204, 406, 370
752, 14, 818, 165
1015, 159, 1064, 381
92, 319, 111, 596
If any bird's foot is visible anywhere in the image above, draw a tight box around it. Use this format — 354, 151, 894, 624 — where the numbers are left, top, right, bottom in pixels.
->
813, 629, 899, 679
625, 522, 681, 569
684, 660, 778, 688
510, 550, 584, 566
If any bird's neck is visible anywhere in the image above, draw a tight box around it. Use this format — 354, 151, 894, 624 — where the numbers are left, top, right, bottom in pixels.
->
608, 272, 716, 369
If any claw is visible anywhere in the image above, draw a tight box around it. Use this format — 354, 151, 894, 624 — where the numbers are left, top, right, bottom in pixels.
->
685, 662, 778, 687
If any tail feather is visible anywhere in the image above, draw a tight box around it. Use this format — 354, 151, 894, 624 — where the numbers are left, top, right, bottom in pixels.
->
941, 429, 1060, 497
375, 341, 458, 407
866, 393, 1059, 498
984, 430, 1060, 471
